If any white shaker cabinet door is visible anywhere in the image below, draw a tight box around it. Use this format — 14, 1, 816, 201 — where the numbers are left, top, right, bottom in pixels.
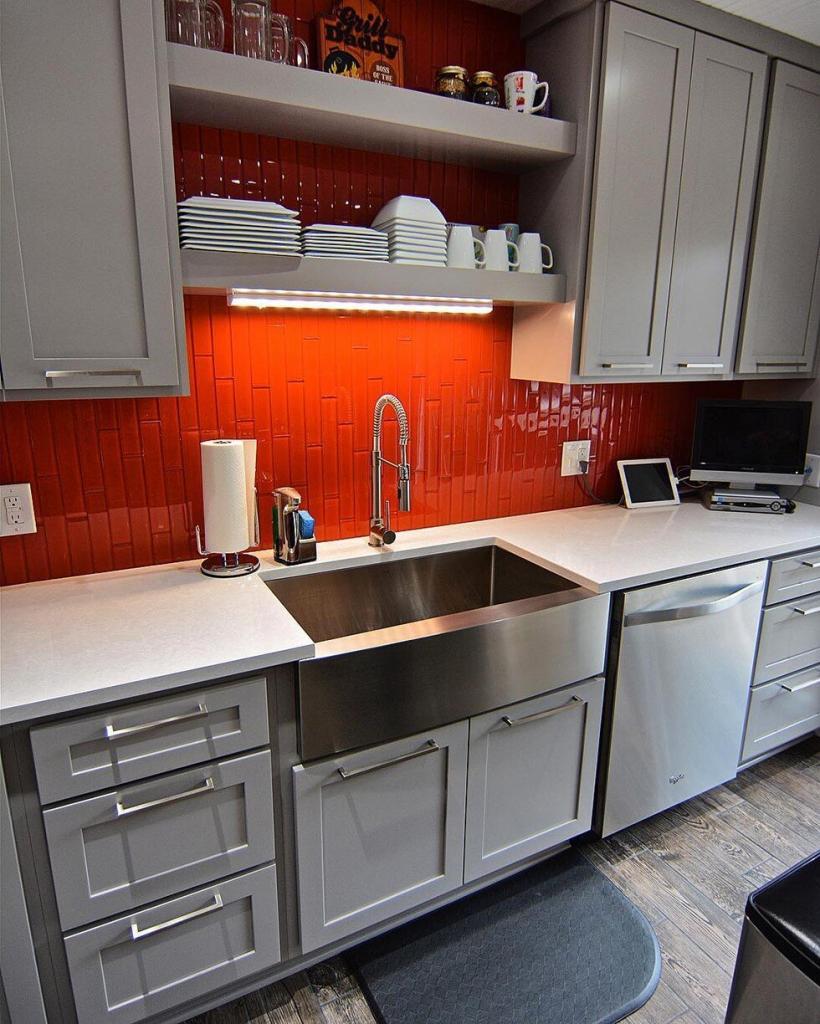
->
293, 722, 468, 953
0, 0, 185, 394
736, 61, 820, 376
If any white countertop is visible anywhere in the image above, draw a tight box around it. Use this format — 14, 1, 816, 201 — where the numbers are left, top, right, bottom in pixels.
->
3, 499, 820, 724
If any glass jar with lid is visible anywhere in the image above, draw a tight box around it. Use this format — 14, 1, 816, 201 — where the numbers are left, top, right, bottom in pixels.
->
471, 71, 500, 106
435, 65, 469, 100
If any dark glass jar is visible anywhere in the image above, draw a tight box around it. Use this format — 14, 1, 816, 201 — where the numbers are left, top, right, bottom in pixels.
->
435, 65, 469, 100
471, 71, 500, 106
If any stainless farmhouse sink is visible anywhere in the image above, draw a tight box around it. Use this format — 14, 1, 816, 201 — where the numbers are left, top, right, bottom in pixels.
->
267, 545, 610, 761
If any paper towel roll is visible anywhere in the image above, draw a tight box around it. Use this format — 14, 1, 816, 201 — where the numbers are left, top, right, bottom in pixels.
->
201, 439, 257, 554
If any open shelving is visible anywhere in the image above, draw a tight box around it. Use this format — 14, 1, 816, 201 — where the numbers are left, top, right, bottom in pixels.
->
167, 44, 577, 172
180, 250, 566, 306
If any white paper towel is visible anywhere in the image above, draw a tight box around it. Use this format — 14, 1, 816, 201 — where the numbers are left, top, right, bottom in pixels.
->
201, 439, 257, 554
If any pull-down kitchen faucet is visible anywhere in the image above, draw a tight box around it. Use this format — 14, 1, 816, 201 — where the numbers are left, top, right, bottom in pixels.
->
370, 394, 411, 547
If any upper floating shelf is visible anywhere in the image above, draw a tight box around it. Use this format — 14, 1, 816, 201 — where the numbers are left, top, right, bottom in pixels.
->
166, 44, 577, 172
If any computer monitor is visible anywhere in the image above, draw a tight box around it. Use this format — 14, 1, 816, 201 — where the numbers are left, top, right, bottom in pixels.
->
690, 399, 811, 489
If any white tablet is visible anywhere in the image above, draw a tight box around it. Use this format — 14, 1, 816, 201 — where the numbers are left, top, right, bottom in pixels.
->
617, 458, 680, 509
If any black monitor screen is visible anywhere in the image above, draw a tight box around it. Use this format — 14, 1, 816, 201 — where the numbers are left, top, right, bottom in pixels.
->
692, 400, 811, 475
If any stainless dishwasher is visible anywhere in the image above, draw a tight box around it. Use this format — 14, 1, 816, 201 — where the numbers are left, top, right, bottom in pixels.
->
599, 561, 767, 836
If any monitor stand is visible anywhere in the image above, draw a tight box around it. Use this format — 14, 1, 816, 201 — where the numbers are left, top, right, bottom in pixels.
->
703, 486, 788, 514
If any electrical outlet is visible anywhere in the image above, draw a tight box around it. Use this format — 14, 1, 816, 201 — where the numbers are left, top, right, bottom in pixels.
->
0, 483, 37, 536
805, 453, 820, 488
561, 440, 592, 477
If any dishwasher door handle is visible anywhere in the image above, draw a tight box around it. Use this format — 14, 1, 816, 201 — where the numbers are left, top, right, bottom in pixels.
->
624, 579, 764, 627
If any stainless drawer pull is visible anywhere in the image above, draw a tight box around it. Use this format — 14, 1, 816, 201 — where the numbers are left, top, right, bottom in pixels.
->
677, 362, 724, 369
130, 893, 223, 941
601, 362, 652, 369
115, 777, 215, 818
337, 739, 439, 780
502, 695, 585, 728
791, 604, 820, 616
755, 361, 808, 368
624, 579, 764, 627
779, 676, 820, 694
45, 368, 143, 379
800, 559, 820, 569
104, 703, 209, 739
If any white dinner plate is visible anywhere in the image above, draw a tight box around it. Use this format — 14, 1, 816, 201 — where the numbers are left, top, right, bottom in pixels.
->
178, 196, 298, 217
179, 215, 301, 231
302, 253, 389, 261
305, 224, 387, 237
181, 242, 302, 254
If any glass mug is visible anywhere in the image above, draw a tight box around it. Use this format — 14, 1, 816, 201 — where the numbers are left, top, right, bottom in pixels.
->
166, 0, 224, 50
233, 1, 309, 66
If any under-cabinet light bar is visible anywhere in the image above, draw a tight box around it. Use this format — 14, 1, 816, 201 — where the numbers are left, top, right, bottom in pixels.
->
227, 288, 494, 316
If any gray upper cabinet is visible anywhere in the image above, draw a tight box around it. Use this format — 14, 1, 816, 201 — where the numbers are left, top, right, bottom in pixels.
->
736, 61, 820, 376
293, 722, 468, 954
580, 4, 694, 377
662, 36, 767, 377
0, 0, 186, 398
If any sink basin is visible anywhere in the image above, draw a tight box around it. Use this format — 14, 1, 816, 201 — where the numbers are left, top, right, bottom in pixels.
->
266, 544, 610, 761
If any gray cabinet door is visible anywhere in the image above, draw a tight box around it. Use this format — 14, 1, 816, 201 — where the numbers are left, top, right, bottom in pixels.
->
293, 722, 468, 954
736, 62, 820, 376
754, 594, 820, 684
662, 36, 767, 377
580, 3, 693, 376
43, 750, 274, 930
464, 678, 604, 883
0, 0, 184, 394
63, 865, 281, 1024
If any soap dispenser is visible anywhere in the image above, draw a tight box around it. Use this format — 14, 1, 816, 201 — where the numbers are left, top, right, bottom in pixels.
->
273, 488, 317, 565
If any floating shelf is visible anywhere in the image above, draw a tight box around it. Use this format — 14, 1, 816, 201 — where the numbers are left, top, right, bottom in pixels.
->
180, 250, 566, 306
167, 44, 577, 172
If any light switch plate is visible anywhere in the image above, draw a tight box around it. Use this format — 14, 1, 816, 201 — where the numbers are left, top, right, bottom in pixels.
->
1, 483, 37, 536
561, 440, 592, 477
805, 453, 820, 488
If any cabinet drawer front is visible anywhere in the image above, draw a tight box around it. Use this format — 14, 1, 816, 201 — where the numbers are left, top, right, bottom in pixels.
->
293, 721, 468, 954
742, 667, 820, 762
464, 678, 605, 883
63, 864, 280, 1024
44, 750, 274, 930
767, 549, 820, 605
31, 676, 269, 804
754, 597, 820, 684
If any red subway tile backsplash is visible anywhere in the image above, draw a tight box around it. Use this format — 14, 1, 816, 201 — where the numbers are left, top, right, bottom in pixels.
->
1, 298, 740, 585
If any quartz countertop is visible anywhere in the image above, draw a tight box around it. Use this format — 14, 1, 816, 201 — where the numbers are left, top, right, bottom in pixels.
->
3, 499, 820, 724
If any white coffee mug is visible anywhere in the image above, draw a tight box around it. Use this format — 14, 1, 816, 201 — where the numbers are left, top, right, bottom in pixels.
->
484, 229, 519, 271
447, 224, 486, 269
518, 232, 554, 273
504, 71, 548, 114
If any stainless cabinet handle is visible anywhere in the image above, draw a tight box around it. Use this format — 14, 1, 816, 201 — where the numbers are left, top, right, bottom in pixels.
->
791, 604, 820, 616
677, 362, 724, 369
337, 739, 439, 779
755, 361, 808, 368
800, 559, 820, 568
624, 579, 764, 627
130, 893, 223, 941
104, 703, 209, 739
600, 362, 652, 369
502, 695, 585, 728
779, 676, 820, 694
115, 777, 214, 818
44, 368, 142, 378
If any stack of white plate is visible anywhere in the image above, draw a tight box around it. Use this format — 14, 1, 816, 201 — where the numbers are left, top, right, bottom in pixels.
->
178, 196, 301, 255
372, 196, 448, 267
302, 224, 389, 262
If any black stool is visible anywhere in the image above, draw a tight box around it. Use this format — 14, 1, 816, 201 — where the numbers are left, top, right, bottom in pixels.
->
725, 850, 819, 1023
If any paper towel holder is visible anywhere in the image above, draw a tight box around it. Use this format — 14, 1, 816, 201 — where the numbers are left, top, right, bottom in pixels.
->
195, 489, 261, 578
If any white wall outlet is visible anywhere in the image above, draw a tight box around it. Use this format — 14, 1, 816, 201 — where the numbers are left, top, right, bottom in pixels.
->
1, 483, 37, 536
805, 453, 820, 488
561, 440, 592, 477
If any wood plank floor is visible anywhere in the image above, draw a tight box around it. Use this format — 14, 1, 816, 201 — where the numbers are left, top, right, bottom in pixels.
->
185, 737, 819, 1024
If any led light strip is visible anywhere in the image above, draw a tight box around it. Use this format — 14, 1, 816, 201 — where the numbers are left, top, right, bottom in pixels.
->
227, 288, 494, 316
